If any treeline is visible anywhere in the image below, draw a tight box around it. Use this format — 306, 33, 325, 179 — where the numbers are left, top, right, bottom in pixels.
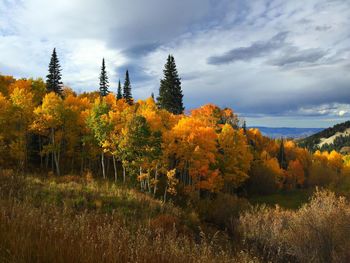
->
0, 49, 349, 201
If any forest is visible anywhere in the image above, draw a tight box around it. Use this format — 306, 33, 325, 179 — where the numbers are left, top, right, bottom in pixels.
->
1, 50, 350, 262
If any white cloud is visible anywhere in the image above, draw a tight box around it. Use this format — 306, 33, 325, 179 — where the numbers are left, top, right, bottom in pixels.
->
0, 0, 349, 127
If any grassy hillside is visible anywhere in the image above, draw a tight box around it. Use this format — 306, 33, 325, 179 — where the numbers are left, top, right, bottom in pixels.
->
0, 171, 259, 263
2, 171, 350, 262
298, 121, 350, 151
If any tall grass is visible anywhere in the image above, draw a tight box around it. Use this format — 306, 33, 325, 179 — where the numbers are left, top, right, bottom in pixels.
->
0, 172, 259, 263
0, 200, 235, 263
239, 189, 350, 263
4, 170, 350, 263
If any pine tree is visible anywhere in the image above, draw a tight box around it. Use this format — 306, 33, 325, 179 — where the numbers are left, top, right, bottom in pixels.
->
123, 70, 132, 104
117, 79, 122, 100
242, 120, 247, 134
277, 139, 288, 170
157, 55, 184, 114
46, 48, 63, 95
99, 58, 109, 97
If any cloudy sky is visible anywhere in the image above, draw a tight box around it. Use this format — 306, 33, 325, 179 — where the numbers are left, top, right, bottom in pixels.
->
0, 0, 349, 127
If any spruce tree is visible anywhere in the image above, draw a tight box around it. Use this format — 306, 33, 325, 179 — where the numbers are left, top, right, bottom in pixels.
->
123, 70, 132, 104
277, 139, 288, 170
99, 58, 109, 97
157, 55, 184, 114
242, 120, 247, 134
117, 79, 122, 100
46, 48, 63, 95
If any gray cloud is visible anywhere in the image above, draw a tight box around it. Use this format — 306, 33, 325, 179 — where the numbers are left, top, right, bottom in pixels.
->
207, 31, 288, 65
315, 25, 332, 31
269, 48, 328, 67
1, 0, 350, 127
122, 43, 160, 58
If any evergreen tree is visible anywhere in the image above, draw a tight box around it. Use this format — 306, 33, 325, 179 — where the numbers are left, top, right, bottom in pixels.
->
117, 79, 122, 100
151, 92, 155, 100
157, 55, 184, 114
123, 70, 132, 104
46, 48, 63, 95
242, 120, 247, 134
277, 139, 288, 170
99, 58, 109, 97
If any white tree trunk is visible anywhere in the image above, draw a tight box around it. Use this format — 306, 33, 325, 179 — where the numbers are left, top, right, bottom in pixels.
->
123, 165, 126, 183
153, 165, 158, 197
112, 155, 117, 182
101, 152, 106, 179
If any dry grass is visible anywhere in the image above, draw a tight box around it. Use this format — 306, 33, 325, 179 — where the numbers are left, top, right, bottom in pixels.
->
0, 200, 232, 263
0, 172, 260, 263
239, 189, 350, 263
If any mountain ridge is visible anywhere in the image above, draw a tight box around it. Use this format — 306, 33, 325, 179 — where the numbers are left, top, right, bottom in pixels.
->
298, 121, 350, 151
250, 126, 323, 139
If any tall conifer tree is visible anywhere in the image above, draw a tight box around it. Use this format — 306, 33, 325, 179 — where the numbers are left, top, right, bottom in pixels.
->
277, 139, 288, 170
46, 48, 63, 95
157, 55, 184, 114
99, 58, 109, 97
123, 70, 132, 104
117, 79, 122, 100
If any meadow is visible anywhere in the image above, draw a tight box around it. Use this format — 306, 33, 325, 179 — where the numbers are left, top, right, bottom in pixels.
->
2, 170, 350, 263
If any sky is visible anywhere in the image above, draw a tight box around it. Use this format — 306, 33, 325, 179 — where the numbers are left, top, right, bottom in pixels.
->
0, 0, 349, 128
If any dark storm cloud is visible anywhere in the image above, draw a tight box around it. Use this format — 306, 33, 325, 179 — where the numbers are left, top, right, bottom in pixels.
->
116, 63, 152, 84
122, 43, 160, 58
207, 32, 288, 65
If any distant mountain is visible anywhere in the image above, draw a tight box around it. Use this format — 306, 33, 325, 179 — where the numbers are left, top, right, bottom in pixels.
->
251, 127, 324, 139
298, 121, 350, 152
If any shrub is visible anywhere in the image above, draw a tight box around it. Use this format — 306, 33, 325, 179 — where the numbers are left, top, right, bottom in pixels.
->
239, 189, 350, 263
246, 160, 279, 195
198, 193, 249, 234
308, 162, 338, 187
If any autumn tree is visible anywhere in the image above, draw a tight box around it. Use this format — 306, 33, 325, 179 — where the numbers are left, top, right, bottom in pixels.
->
164, 169, 178, 202
31, 92, 65, 175
286, 159, 305, 189
62, 94, 92, 173
218, 124, 253, 192
46, 48, 63, 95
123, 70, 133, 104
0, 75, 15, 97
86, 99, 113, 179
0, 93, 11, 168
119, 115, 152, 184
164, 117, 221, 194
31, 78, 46, 105
157, 55, 184, 115
247, 157, 282, 195
9, 83, 35, 171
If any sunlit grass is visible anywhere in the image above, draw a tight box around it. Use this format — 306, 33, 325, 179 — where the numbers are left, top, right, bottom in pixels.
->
0, 172, 259, 263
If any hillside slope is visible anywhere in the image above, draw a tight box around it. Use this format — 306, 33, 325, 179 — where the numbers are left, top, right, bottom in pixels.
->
0, 172, 259, 263
298, 121, 350, 151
